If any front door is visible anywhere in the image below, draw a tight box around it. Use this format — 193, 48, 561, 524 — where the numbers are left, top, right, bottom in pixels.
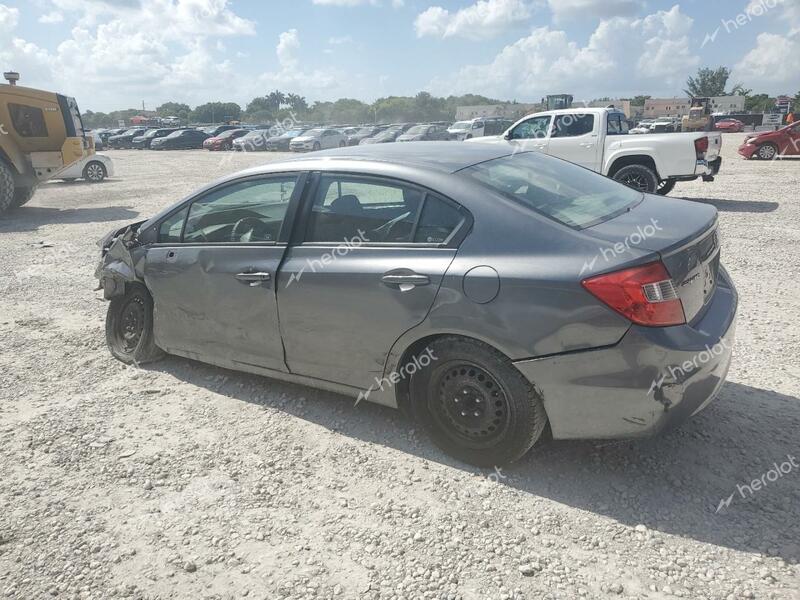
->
546, 113, 601, 170
277, 173, 469, 389
506, 114, 552, 154
144, 174, 304, 371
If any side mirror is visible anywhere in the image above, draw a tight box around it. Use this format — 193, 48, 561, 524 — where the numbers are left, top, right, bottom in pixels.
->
503, 131, 512, 140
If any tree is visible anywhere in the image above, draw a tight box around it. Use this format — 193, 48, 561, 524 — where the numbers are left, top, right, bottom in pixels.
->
744, 94, 775, 113
156, 102, 191, 121
189, 102, 241, 124
729, 84, 752, 97
285, 93, 308, 113
266, 90, 286, 113
684, 67, 730, 97
622, 95, 651, 106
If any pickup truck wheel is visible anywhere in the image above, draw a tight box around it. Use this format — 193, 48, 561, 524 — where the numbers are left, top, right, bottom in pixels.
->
0, 162, 14, 214
756, 143, 778, 160
11, 186, 37, 208
613, 164, 658, 194
656, 179, 676, 196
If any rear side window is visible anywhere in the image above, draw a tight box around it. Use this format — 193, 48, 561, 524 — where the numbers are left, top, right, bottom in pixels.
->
551, 114, 595, 138
607, 114, 629, 135
9, 104, 48, 137
414, 196, 464, 244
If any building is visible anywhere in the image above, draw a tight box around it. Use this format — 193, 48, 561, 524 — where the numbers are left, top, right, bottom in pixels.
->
584, 99, 632, 119
643, 95, 746, 118
456, 103, 539, 121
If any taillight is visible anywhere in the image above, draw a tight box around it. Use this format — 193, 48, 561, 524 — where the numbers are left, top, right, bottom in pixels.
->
581, 261, 686, 327
695, 136, 709, 160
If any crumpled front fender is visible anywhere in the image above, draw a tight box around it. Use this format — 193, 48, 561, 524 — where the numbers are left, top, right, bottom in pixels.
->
95, 222, 146, 298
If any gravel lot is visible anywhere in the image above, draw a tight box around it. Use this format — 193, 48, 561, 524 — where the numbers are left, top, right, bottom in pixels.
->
1, 136, 799, 600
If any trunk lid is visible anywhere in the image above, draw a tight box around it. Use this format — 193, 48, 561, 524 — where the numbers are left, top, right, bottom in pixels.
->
585, 194, 720, 323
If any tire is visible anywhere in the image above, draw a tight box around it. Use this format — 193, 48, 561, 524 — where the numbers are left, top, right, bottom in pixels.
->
313, 142, 321, 151
613, 164, 659, 194
0, 161, 15, 214
756, 143, 778, 161
339, 141, 346, 147
656, 178, 677, 196
409, 337, 548, 467
11, 185, 36, 208
83, 161, 107, 182
105, 283, 164, 365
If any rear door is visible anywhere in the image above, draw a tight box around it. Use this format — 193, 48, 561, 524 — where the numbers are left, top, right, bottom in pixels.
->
782, 123, 800, 155
144, 173, 305, 370
277, 173, 470, 389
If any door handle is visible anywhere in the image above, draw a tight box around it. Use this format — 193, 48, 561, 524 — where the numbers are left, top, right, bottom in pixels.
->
580, 143, 595, 148
235, 272, 271, 286
381, 272, 430, 291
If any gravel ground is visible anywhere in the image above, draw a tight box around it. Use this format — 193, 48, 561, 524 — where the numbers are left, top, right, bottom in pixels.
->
1, 136, 799, 600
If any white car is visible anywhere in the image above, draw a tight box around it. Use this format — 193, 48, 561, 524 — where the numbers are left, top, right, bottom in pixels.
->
468, 107, 721, 196
58, 154, 114, 183
289, 128, 345, 152
447, 118, 509, 141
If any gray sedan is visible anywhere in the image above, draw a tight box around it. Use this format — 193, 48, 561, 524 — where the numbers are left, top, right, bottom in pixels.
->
96, 142, 737, 466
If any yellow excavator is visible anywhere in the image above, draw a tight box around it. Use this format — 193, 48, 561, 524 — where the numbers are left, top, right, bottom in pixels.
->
0, 71, 93, 214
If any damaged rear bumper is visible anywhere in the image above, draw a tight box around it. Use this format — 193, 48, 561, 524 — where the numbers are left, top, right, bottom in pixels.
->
513, 267, 737, 440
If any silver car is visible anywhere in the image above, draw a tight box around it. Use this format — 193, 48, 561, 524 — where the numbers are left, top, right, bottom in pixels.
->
289, 128, 345, 152
96, 143, 737, 466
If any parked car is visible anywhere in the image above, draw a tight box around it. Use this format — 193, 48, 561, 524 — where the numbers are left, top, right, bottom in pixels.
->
233, 130, 269, 152
715, 118, 745, 133
265, 129, 308, 151
289, 128, 345, 152
201, 125, 239, 137
58, 153, 114, 183
469, 107, 722, 196
630, 120, 655, 134
87, 130, 105, 151
346, 126, 388, 146
132, 128, 179, 150
96, 142, 736, 466
108, 127, 147, 149
397, 124, 451, 142
203, 129, 249, 151
151, 129, 210, 150
360, 127, 409, 145
98, 128, 125, 145
651, 118, 680, 133
448, 118, 510, 141
738, 121, 800, 160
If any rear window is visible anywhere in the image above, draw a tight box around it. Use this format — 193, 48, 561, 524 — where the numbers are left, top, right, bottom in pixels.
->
463, 152, 642, 229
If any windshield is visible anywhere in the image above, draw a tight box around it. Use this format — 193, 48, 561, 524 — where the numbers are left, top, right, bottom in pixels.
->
304, 129, 324, 136
165, 130, 184, 138
463, 152, 642, 229
143, 129, 160, 138
406, 125, 427, 134
280, 129, 304, 138
357, 127, 375, 135
217, 129, 241, 139
450, 121, 470, 131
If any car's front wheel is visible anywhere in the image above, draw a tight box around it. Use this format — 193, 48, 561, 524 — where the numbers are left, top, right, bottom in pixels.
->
756, 143, 778, 160
613, 164, 659, 194
105, 283, 164, 365
410, 337, 548, 467
84, 161, 107, 182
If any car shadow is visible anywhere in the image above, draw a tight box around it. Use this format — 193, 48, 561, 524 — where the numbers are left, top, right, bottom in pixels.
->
0, 206, 140, 231
147, 355, 800, 564
682, 197, 780, 213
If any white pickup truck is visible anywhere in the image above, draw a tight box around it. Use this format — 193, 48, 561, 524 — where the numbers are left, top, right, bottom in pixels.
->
468, 107, 722, 196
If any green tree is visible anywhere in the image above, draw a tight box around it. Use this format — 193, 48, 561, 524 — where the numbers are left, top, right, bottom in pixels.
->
684, 67, 731, 97
285, 93, 308, 113
156, 102, 191, 121
189, 102, 241, 124
744, 94, 775, 113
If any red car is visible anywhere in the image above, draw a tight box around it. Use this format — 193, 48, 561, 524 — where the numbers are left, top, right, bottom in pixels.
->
738, 122, 800, 160
715, 118, 745, 133
203, 128, 249, 151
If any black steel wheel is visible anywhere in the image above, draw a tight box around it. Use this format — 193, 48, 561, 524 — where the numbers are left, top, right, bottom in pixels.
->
105, 283, 164, 364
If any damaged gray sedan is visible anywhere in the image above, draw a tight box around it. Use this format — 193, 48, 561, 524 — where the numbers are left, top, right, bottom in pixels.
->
96, 143, 737, 466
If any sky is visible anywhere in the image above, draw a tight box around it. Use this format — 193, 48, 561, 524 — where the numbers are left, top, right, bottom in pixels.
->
0, 0, 798, 112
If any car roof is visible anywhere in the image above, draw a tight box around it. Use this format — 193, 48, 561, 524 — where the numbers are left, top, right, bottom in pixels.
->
239, 141, 516, 175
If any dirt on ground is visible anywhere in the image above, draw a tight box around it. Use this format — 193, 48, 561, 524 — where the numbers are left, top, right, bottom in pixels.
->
1, 137, 799, 600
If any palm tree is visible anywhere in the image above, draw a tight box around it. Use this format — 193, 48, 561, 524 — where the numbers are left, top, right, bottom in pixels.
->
266, 90, 286, 113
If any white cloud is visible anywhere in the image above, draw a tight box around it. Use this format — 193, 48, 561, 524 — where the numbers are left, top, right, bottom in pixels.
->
733, 31, 800, 86
328, 35, 353, 45
547, 0, 642, 21
428, 5, 698, 100
415, 0, 532, 39
276, 28, 300, 70
39, 11, 65, 23
311, 0, 403, 6
0, 3, 19, 31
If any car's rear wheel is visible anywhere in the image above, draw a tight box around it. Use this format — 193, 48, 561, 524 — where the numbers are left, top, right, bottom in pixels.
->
410, 337, 547, 466
656, 178, 676, 196
11, 185, 37, 208
756, 143, 778, 160
105, 283, 164, 365
83, 161, 107, 183
613, 164, 659, 194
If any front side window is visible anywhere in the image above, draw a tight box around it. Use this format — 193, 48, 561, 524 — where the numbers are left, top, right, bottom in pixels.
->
551, 114, 595, 138
463, 151, 642, 229
182, 176, 297, 243
158, 207, 189, 243
509, 116, 551, 140
306, 176, 464, 245
9, 104, 48, 137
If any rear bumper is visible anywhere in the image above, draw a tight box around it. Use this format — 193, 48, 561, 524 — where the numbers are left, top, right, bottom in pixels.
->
513, 267, 737, 440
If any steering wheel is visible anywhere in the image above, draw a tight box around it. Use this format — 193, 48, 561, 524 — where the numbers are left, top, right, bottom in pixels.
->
230, 217, 266, 242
